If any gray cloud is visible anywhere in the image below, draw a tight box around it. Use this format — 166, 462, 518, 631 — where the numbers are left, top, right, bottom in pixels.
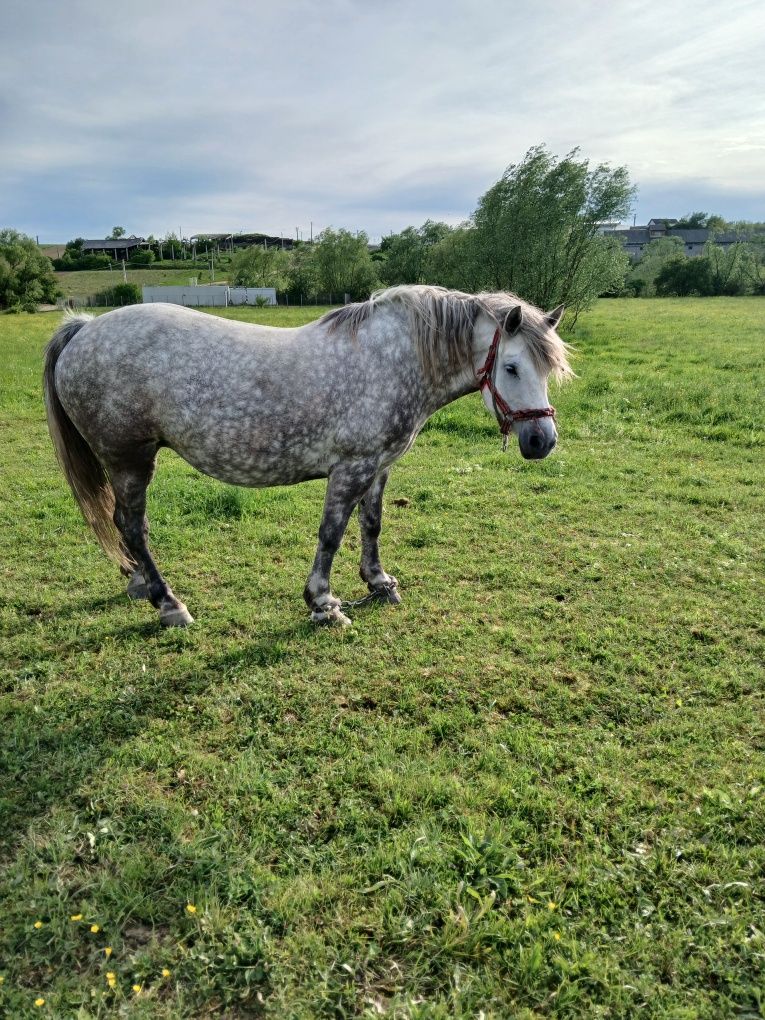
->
1, 0, 763, 241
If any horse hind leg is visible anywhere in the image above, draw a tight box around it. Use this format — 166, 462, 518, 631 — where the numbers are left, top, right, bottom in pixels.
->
359, 469, 400, 605
111, 455, 193, 627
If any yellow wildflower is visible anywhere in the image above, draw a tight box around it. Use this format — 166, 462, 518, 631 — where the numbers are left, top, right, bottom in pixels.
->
0, 975, 4, 984
104, 947, 113, 957
90, 924, 100, 934
35, 999, 45, 1007
185, 903, 197, 914
547, 901, 558, 911
34, 920, 43, 929
132, 984, 142, 994
161, 968, 171, 978
553, 932, 562, 941
70, 913, 83, 922
106, 972, 116, 981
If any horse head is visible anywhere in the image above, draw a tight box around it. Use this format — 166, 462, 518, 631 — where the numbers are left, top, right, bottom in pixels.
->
475, 302, 566, 460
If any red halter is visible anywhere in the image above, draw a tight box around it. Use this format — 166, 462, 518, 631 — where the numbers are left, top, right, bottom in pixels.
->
476, 328, 556, 445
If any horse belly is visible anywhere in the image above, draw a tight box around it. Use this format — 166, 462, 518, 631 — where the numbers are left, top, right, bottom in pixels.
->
165, 423, 333, 488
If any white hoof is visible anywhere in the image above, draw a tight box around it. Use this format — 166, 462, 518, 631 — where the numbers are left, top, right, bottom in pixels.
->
160, 603, 194, 628
126, 572, 150, 600
311, 605, 352, 627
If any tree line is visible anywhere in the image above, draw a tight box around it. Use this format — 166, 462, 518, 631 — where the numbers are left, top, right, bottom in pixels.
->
231, 146, 636, 321
624, 227, 765, 297
3, 145, 764, 312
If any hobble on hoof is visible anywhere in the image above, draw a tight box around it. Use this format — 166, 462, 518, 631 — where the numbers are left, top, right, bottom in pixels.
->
311, 604, 352, 627
126, 570, 150, 601
159, 599, 194, 628
309, 593, 352, 627
368, 575, 401, 605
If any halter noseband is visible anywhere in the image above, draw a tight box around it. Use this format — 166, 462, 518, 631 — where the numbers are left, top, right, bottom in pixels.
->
476, 327, 556, 450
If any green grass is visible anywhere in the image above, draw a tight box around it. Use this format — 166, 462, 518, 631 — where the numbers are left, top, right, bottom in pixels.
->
54, 268, 230, 300
0, 298, 763, 1018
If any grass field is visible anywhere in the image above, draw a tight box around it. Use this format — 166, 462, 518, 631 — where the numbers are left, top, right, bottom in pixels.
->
54, 268, 227, 300
0, 298, 763, 1018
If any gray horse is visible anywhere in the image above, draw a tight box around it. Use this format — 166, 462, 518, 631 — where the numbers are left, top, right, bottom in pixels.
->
43, 285, 572, 627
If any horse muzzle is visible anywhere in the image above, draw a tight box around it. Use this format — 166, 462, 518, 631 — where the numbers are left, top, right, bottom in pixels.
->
518, 419, 557, 460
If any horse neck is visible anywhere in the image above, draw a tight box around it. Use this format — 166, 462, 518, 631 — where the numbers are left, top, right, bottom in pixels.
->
419, 355, 481, 417
422, 321, 496, 413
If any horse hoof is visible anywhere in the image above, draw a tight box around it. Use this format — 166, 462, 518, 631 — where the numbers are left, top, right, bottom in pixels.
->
369, 577, 401, 605
311, 605, 352, 627
160, 603, 194, 628
126, 575, 150, 600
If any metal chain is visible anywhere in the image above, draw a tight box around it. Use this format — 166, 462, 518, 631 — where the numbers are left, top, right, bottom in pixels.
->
340, 581, 398, 610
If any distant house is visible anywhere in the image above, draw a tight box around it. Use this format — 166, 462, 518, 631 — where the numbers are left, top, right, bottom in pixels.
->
605, 219, 743, 260
82, 237, 147, 260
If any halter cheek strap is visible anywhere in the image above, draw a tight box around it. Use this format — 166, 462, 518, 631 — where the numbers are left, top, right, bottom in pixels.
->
476, 327, 556, 448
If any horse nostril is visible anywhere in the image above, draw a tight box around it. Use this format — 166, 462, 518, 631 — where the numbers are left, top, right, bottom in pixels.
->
529, 432, 544, 451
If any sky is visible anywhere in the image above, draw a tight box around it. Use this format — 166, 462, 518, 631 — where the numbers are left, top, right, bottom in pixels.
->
2, 0, 763, 243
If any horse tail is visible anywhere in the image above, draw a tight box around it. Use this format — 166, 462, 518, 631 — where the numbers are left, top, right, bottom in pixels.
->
43, 312, 130, 570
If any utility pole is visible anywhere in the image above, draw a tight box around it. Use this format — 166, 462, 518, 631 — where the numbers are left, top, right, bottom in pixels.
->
122, 260, 127, 283
310, 221, 313, 243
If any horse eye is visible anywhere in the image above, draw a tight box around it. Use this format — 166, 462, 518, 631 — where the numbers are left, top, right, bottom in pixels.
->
505, 364, 518, 377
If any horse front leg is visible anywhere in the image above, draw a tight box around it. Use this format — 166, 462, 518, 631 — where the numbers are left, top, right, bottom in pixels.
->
359, 468, 400, 604
304, 461, 377, 626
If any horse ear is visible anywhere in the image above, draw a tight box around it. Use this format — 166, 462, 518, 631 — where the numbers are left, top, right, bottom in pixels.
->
503, 305, 523, 335
546, 304, 565, 329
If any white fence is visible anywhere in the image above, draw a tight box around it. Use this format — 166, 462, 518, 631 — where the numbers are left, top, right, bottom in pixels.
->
141, 286, 277, 307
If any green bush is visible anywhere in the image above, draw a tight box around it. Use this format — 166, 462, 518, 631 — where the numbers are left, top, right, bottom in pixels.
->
53, 253, 114, 271
53, 238, 114, 272
95, 282, 142, 306
655, 256, 711, 296
0, 228, 60, 310
128, 249, 155, 266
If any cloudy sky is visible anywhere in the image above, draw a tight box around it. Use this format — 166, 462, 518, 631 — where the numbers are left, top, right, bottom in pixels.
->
2, 0, 763, 243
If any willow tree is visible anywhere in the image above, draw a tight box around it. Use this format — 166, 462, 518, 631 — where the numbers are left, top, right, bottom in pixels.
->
472, 145, 634, 320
